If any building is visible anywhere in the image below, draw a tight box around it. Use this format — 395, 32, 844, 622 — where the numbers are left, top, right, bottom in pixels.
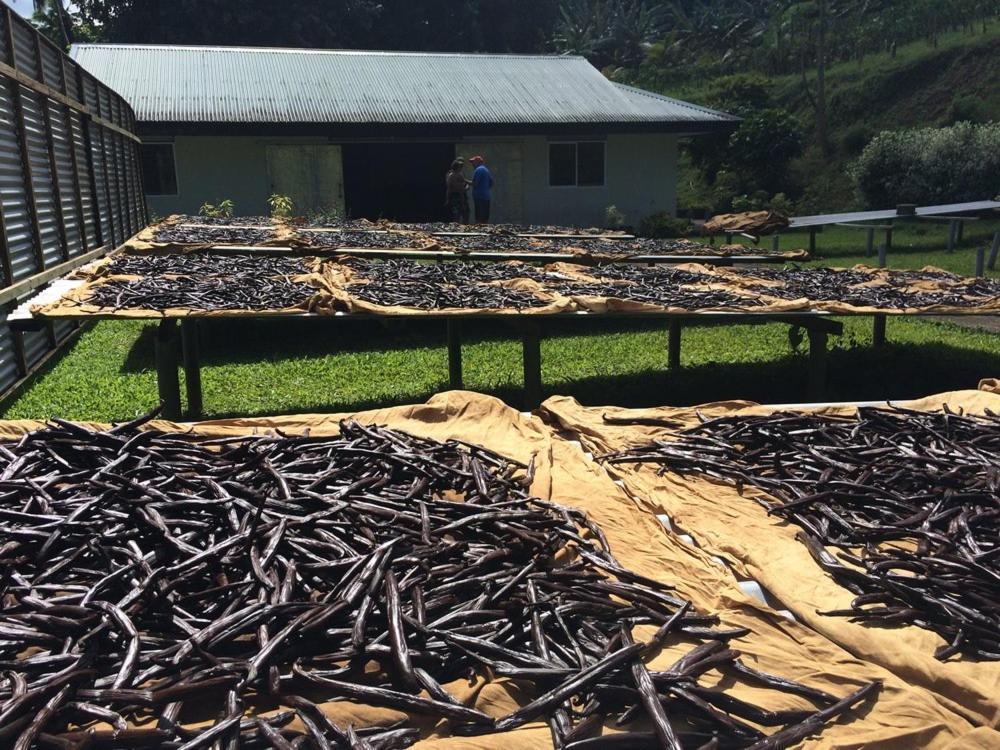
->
70, 44, 736, 226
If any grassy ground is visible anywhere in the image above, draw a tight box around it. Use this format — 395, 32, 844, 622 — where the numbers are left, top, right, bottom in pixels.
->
3, 311, 998, 422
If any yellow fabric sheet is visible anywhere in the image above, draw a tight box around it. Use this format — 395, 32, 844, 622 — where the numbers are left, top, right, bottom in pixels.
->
0, 391, 994, 747
538, 387, 1000, 730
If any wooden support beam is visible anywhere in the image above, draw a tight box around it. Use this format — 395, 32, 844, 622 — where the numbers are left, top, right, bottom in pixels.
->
155, 318, 181, 420
181, 319, 202, 418
807, 327, 828, 401
520, 322, 542, 410
446, 318, 462, 389
988, 231, 1000, 271
668, 319, 681, 370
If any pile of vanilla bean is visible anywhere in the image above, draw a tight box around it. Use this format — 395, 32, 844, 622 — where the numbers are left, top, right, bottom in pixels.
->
737, 267, 1000, 309
300, 231, 433, 250
84, 275, 318, 311
604, 406, 1000, 660
344, 258, 551, 284
106, 253, 308, 278
0, 418, 878, 749
172, 216, 274, 227
152, 225, 278, 246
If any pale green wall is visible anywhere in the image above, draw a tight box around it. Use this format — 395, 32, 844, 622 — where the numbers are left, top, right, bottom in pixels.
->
146, 136, 322, 218
146, 133, 678, 226
520, 133, 678, 228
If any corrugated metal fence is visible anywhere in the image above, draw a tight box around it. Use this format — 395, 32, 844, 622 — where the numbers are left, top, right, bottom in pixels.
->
0, 8, 146, 397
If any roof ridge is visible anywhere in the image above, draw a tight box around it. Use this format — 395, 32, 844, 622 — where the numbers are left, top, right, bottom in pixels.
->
70, 43, 587, 61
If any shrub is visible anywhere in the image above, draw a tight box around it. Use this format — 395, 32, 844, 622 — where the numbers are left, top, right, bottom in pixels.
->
841, 124, 872, 156
703, 73, 772, 115
604, 204, 626, 229
268, 194, 294, 219
850, 122, 1000, 208
949, 95, 990, 125
199, 199, 234, 218
639, 212, 692, 238
726, 109, 805, 193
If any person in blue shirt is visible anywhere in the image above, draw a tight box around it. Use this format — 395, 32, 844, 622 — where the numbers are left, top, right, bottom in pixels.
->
469, 155, 494, 224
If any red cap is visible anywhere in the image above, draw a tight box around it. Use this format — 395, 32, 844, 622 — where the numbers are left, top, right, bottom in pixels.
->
469, 155, 484, 164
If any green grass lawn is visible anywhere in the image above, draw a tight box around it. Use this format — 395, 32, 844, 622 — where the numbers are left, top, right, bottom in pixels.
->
3, 311, 998, 422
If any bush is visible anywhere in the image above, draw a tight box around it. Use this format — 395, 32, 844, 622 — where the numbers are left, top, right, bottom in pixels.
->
604, 204, 626, 229
703, 73, 772, 116
949, 95, 990, 125
841, 124, 872, 156
726, 108, 805, 192
638, 212, 692, 238
850, 122, 1000, 208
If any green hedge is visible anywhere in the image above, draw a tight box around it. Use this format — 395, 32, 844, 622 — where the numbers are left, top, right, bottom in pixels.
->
850, 122, 1000, 208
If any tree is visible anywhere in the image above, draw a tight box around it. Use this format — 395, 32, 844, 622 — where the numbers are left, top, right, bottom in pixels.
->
553, 0, 668, 68
71, 0, 560, 53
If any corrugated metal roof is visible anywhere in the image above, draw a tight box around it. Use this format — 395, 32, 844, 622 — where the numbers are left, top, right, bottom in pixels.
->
69, 44, 736, 128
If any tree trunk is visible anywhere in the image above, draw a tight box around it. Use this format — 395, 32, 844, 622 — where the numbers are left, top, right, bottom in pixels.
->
815, 0, 829, 154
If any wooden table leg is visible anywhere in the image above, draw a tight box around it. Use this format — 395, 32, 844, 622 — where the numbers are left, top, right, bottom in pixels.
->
521, 322, 542, 409
181, 319, 203, 418
873, 316, 886, 347
668, 319, 681, 370
446, 318, 462, 390
155, 319, 181, 420
988, 231, 1000, 271
807, 327, 828, 401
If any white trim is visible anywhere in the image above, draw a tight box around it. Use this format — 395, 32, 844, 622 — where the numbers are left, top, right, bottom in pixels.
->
547, 140, 606, 188
141, 142, 179, 197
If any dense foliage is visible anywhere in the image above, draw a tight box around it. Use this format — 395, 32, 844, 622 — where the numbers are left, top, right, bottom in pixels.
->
850, 121, 1000, 208
42, 0, 559, 52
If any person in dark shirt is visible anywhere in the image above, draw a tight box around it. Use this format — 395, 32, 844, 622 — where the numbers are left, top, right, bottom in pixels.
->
444, 158, 470, 223
469, 155, 494, 224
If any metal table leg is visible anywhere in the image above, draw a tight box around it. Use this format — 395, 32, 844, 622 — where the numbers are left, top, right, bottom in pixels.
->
155, 319, 181, 420
521, 322, 542, 409
181, 319, 203, 418
446, 318, 462, 389
668, 319, 681, 370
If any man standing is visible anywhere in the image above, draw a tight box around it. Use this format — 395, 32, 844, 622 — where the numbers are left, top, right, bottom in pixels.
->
469, 155, 494, 224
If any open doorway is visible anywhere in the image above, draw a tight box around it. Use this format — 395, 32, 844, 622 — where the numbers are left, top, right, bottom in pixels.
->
341, 142, 455, 222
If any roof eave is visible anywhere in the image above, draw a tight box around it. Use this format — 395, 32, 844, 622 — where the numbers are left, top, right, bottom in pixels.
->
137, 120, 739, 137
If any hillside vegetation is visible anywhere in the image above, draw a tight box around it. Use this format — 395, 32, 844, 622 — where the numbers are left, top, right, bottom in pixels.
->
633, 26, 1000, 213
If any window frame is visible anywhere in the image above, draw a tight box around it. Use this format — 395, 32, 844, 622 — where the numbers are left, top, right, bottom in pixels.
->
547, 140, 606, 189
140, 142, 179, 197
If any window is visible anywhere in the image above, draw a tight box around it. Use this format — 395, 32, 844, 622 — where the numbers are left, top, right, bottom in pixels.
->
548, 141, 605, 187
141, 143, 178, 196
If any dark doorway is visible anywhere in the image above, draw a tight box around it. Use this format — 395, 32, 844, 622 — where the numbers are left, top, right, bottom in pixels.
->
342, 142, 455, 222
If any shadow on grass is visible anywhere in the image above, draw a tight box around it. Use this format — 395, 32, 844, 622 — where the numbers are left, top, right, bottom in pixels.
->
189, 338, 1000, 420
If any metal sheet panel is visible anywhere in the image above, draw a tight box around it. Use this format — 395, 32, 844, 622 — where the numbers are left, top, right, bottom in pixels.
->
0, 11, 147, 400
69, 44, 737, 128
0, 311, 20, 393
10, 20, 37, 76
21, 87, 61, 268
0, 79, 38, 283
49, 99, 83, 257
20, 327, 49, 368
